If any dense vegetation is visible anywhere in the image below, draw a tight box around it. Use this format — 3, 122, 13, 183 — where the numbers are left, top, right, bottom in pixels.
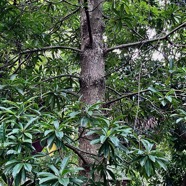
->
0, 0, 186, 185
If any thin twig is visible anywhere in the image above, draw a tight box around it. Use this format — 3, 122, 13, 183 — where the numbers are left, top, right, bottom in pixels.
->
105, 89, 150, 106
167, 38, 186, 47
128, 27, 170, 62
75, 128, 85, 141
0, 55, 20, 70
49, 7, 80, 34
13, 53, 32, 74
20, 46, 82, 54
106, 86, 122, 96
62, 0, 79, 7
105, 89, 184, 106
42, 74, 80, 82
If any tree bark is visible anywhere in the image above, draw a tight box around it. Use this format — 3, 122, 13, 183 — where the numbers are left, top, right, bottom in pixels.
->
80, 0, 105, 104
79, 0, 105, 181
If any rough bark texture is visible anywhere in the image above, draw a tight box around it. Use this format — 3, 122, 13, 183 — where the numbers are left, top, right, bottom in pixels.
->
79, 0, 105, 181
80, 0, 105, 104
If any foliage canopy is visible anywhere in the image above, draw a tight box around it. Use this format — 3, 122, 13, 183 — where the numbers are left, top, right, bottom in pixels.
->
0, 0, 186, 185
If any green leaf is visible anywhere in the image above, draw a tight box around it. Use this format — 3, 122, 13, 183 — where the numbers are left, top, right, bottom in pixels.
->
85, 131, 96, 136
80, 117, 89, 127
118, 143, 129, 153
0, 123, 5, 142
38, 172, 57, 177
141, 139, 153, 152
176, 118, 183, 123
12, 163, 24, 178
165, 96, 172, 103
26, 117, 38, 127
90, 138, 100, 145
24, 163, 32, 172
110, 136, 120, 147
54, 120, 59, 129
10, 74, 17, 80
144, 160, 152, 177
5, 160, 19, 166
0, 85, 6, 89
49, 165, 59, 176
16, 88, 24, 95
69, 111, 80, 118
169, 58, 174, 69
156, 160, 167, 171
39, 175, 58, 184
149, 155, 156, 162
44, 129, 54, 136
140, 156, 148, 166
60, 157, 69, 175
55, 131, 64, 140
161, 100, 167, 107
14, 172, 22, 186
71, 178, 84, 184
24, 133, 32, 139
21, 168, 26, 182
6, 150, 18, 155
148, 87, 157, 93
23, 139, 32, 143
58, 178, 69, 186
47, 135, 55, 147
100, 135, 107, 144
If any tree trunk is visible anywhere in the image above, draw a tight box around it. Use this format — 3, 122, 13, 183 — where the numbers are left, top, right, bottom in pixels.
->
79, 0, 105, 181
80, 0, 105, 104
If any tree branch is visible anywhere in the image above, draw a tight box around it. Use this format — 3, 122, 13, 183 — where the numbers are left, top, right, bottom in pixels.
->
105, 89, 150, 106
65, 143, 98, 165
20, 46, 82, 54
105, 22, 186, 53
13, 53, 32, 74
65, 143, 88, 165
105, 89, 185, 106
49, 7, 80, 34
106, 86, 122, 96
0, 55, 20, 70
42, 74, 80, 82
167, 38, 186, 48
62, 0, 79, 7
84, 0, 93, 46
